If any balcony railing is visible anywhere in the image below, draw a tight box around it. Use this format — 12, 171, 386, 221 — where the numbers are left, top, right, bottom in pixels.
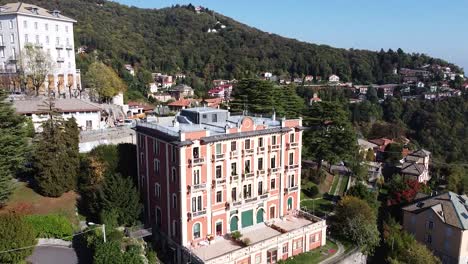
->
257, 170, 266, 176
243, 149, 254, 155
269, 167, 281, 173
230, 151, 238, 158
286, 164, 299, 170
232, 201, 242, 207
285, 186, 299, 193
192, 209, 207, 217
269, 145, 280, 151
243, 172, 255, 179
230, 174, 239, 181
259, 193, 269, 200
190, 157, 204, 166
213, 153, 224, 161
192, 183, 206, 191
257, 146, 265, 153
214, 178, 226, 185
287, 142, 299, 149
245, 197, 258, 204
65, 44, 73, 50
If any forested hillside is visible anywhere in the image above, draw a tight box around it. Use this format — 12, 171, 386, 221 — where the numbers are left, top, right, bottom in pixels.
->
2, 0, 462, 85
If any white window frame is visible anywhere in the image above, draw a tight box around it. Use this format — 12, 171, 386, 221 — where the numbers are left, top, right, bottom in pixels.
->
154, 159, 160, 173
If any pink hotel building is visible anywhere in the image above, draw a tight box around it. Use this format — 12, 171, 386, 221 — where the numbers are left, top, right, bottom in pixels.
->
135, 107, 327, 264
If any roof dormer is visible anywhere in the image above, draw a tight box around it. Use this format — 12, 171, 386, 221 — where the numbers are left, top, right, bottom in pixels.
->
51, 9, 60, 17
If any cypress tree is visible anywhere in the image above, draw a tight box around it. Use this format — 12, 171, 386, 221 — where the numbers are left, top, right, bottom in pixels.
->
0, 92, 28, 206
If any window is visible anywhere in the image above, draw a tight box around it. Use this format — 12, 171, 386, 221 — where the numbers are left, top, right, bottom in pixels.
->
270, 156, 276, 169
231, 141, 236, 151
0, 35, 2, 45
0, 49, 4, 58
191, 196, 202, 212
245, 159, 251, 173
215, 143, 222, 155
156, 208, 162, 227
258, 158, 263, 170
231, 162, 237, 175
193, 169, 200, 185
290, 133, 295, 143
245, 139, 251, 149
193, 223, 201, 239
171, 168, 177, 182
282, 243, 288, 254
65, 25, 68, 32
35, 35, 39, 44
45, 23, 48, 31
243, 184, 252, 199
0, 22, 2, 30
272, 135, 277, 145
46, 36, 49, 44
24, 33, 29, 43
231, 188, 237, 201
266, 250, 277, 264
255, 254, 261, 264
34, 22, 38, 29
154, 159, 160, 173
10, 33, 14, 43
288, 175, 295, 188
172, 194, 177, 209
258, 137, 263, 147
171, 145, 177, 162
270, 178, 276, 190
216, 165, 222, 179
153, 140, 159, 154
258, 181, 263, 195
172, 220, 177, 237
11, 47, 15, 59
9, 20, 13, 29
55, 24, 59, 31
193, 147, 199, 159
23, 21, 27, 28
56, 37, 60, 45
202, 114, 207, 119
216, 191, 222, 203
289, 152, 294, 166
310, 233, 319, 243
426, 234, 432, 244
270, 206, 275, 219
215, 221, 222, 236
154, 183, 161, 198
212, 114, 217, 122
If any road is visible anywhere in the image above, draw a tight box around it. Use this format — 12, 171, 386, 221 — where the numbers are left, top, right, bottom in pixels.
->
27, 246, 78, 264
319, 241, 344, 264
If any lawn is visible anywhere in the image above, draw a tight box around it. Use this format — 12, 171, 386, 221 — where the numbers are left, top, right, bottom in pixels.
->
328, 175, 340, 195
301, 181, 320, 200
300, 198, 334, 217
279, 240, 338, 264
338, 175, 349, 196
0, 181, 79, 226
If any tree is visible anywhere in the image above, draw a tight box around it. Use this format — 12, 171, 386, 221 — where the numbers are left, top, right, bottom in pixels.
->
377, 87, 385, 99
19, 44, 55, 96
101, 173, 142, 226
333, 196, 380, 255
347, 182, 380, 211
303, 101, 358, 171
366, 86, 379, 104
384, 143, 403, 164
446, 165, 465, 193
387, 175, 429, 206
0, 214, 36, 263
85, 62, 127, 102
32, 99, 78, 197
0, 92, 28, 206
365, 149, 375, 161
384, 218, 441, 264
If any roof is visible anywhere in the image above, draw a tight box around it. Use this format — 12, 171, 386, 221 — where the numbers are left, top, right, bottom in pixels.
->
358, 139, 378, 149
369, 138, 393, 147
0, 3, 76, 23
168, 99, 192, 107
13, 98, 101, 114
128, 101, 153, 111
401, 162, 426, 176
409, 149, 431, 158
403, 192, 468, 229
170, 84, 193, 92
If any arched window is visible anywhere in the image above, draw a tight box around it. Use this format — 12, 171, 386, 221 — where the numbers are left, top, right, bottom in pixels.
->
287, 197, 293, 210
172, 194, 177, 209
172, 168, 177, 182
193, 223, 201, 239
230, 216, 239, 232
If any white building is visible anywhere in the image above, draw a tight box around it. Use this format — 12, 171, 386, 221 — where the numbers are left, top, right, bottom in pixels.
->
13, 98, 102, 131
328, 74, 340, 83
0, 3, 81, 96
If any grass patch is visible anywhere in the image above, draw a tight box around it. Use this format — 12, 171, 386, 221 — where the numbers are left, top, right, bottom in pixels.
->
1, 181, 78, 226
338, 175, 349, 196
329, 175, 340, 195
301, 198, 334, 217
279, 240, 338, 264
301, 181, 320, 200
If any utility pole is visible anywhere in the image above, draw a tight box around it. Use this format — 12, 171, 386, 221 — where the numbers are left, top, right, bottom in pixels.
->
102, 224, 106, 243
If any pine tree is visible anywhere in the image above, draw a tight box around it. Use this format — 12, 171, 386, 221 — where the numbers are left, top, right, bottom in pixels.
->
0, 92, 28, 206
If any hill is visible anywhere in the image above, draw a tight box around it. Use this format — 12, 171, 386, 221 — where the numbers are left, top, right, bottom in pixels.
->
0, 0, 462, 88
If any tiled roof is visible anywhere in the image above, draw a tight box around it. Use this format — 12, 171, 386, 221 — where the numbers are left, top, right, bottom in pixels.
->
401, 162, 426, 176
0, 2, 76, 22
168, 99, 192, 107
403, 192, 468, 229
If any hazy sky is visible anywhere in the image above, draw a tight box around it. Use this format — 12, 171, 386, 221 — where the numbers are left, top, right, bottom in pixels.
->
115, 0, 468, 74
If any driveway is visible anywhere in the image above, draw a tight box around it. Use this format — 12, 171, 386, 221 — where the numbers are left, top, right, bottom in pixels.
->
27, 246, 78, 264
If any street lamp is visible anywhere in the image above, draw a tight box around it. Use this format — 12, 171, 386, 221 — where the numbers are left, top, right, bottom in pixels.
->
88, 222, 107, 243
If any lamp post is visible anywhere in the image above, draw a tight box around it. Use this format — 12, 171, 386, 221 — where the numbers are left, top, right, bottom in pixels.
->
88, 222, 106, 243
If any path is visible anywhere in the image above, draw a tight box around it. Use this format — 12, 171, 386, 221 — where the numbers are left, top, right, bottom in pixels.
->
333, 175, 343, 196
27, 245, 78, 264
319, 241, 344, 264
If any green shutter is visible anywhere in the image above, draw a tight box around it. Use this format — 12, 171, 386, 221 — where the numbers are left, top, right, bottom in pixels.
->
230, 216, 239, 232
241, 209, 254, 228
256, 209, 264, 224
288, 197, 293, 209
194, 223, 200, 233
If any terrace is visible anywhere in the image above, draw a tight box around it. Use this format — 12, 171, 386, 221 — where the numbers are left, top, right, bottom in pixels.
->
190, 211, 325, 264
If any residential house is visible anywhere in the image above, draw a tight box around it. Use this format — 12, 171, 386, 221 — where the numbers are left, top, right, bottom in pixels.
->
148, 93, 173, 103
304, 75, 314, 82
369, 138, 394, 161
200, 98, 223, 108
167, 98, 194, 111
417, 81, 425, 88
400, 149, 431, 183
260, 72, 273, 80
309, 93, 321, 105
125, 64, 135, 76
134, 107, 327, 263
175, 73, 186, 79
366, 161, 383, 185
402, 192, 468, 264
149, 83, 158, 94
155, 74, 174, 89
169, 84, 194, 100
13, 98, 102, 131
315, 76, 322, 82
127, 101, 154, 118
358, 139, 378, 157
208, 84, 233, 100
293, 77, 303, 84
328, 75, 340, 83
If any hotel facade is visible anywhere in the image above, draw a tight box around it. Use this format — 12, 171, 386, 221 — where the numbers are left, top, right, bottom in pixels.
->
135, 108, 327, 264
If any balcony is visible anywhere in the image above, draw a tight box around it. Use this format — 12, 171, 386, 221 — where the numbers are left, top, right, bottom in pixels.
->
192, 209, 207, 218
286, 164, 299, 171
287, 142, 299, 149
232, 201, 242, 207
230, 174, 239, 182
65, 44, 73, 50
245, 197, 258, 204
213, 153, 224, 161
259, 193, 269, 200
230, 151, 238, 158
242, 149, 254, 155
190, 157, 204, 166
257, 146, 265, 153
57, 57, 65, 62
55, 44, 64, 49
285, 186, 299, 193
257, 170, 266, 177
269, 167, 281, 173
192, 183, 206, 191
214, 178, 226, 185
8, 56, 17, 62
269, 145, 280, 151
242, 172, 255, 179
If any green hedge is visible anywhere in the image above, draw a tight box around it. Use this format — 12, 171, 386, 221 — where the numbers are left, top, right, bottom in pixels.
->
24, 214, 73, 240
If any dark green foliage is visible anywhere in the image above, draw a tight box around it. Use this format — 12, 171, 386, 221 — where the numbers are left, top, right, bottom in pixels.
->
32, 102, 79, 197
0, 92, 28, 206
0, 214, 36, 263
101, 173, 142, 226
303, 101, 358, 170
117, 143, 138, 183
24, 214, 73, 240
93, 241, 124, 264
383, 218, 441, 264
366, 86, 379, 104
445, 165, 466, 193
384, 143, 403, 164
88, 144, 119, 172
347, 182, 380, 211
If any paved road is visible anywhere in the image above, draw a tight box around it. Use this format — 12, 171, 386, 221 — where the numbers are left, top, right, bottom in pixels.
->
319, 241, 344, 264
27, 246, 78, 264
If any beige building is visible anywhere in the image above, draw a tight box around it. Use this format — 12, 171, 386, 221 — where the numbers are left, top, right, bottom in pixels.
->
402, 192, 468, 264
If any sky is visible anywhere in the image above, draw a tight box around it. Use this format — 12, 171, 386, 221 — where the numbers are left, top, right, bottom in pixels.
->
115, 0, 468, 74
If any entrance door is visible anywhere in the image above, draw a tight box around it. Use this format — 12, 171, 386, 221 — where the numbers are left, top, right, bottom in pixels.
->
256, 209, 264, 224
230, 216, 239, 232
241, 210, 254, 228
287, 197, 293, 211
269, 207, 275, 219
216, 221, 222, 236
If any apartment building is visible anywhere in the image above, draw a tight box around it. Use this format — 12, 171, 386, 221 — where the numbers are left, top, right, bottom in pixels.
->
135, 107, 327, 264
402, 192, 468, 264
0, 3, 81, 95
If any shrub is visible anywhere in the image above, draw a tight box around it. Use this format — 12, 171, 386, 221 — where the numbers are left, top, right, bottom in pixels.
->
0, 214, 36, 263
231, 231, 242, 240
24, 214, 73, 240
241, 238, 251, 246
146, 249, 158, 264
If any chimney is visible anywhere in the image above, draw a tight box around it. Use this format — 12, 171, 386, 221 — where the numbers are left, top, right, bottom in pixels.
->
272, 109, 276, 121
